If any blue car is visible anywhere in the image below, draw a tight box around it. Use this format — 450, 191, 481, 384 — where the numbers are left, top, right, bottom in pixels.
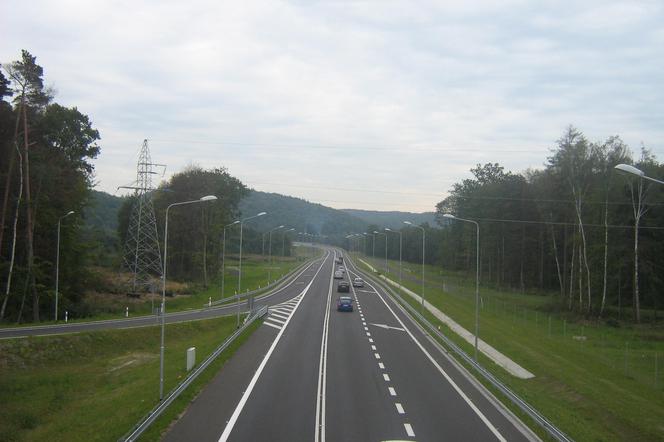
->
337, 296, 353, 312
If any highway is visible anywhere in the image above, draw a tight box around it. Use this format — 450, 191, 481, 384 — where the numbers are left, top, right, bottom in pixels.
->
163, 247, 539, 442
0, 257, 324, 340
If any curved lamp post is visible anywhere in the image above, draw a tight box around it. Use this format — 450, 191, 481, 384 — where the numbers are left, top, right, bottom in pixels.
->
267, 225, 285, 283
161, 195, 217, 400
404, 221, 425, 312
237, 211, 267, 327
373, 230, 388, 273
443, 213, 480, 362
385, 228, 402, 293
615, 164, 664, 184
55, 210, 75, 321
282, 228, 295, 257
221, 220, 240, 300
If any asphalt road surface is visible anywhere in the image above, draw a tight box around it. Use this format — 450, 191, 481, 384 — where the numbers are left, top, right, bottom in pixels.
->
163, 248, 539, 442
0, 256, 325, 340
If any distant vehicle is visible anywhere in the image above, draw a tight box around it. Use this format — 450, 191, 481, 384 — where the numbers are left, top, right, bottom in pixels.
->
338, 255, 343, 262
334, 270, 344, 279
335, 257, 342, 264
352, 278, 364, 287
337, 296, 353, 312
337, 281, 350, 292
338, 266, 345, 273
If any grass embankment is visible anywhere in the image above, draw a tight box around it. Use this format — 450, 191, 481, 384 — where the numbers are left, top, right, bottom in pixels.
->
356, 254, 664, 442
0, 316, 259, 441
2, 253, 310, 328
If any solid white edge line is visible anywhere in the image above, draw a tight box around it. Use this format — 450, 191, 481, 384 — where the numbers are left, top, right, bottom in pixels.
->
217, 251, 330, 442
314, 251, 335, 442
349, 264, 508, 442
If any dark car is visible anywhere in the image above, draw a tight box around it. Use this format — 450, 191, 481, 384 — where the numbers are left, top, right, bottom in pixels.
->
337, 281, 350, 292
337, 296, 353, 312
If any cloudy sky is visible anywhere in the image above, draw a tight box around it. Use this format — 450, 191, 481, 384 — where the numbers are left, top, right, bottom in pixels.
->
4, 1, 664, 212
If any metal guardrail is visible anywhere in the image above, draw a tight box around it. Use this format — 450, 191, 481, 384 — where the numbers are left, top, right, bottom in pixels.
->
205, 259, 313, 308
119, 305, 268, 442
348, 255, 573, 442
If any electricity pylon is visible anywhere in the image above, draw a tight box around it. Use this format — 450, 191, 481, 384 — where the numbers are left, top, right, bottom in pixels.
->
119, 139, 166, 293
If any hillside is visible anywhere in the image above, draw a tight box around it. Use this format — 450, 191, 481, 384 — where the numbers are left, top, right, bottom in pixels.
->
238, 190, 368, 235
83, 189, 435, 241
341, 208, 437, 229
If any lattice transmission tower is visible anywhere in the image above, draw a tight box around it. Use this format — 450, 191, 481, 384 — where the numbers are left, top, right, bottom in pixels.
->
119, 139, 166, 293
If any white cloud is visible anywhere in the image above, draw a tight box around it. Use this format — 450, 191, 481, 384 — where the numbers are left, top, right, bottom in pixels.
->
3, 0, 663, 212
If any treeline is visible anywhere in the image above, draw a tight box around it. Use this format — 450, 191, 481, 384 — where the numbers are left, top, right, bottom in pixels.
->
348, 127, 663, 323
118, 165, 299, 286
0, 50, 101, 322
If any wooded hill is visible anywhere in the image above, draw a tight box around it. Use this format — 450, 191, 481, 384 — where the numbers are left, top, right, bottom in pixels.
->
341, 209, 436, 230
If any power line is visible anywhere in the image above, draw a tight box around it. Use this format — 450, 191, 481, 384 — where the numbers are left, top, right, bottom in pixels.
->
464, 217, 664, 230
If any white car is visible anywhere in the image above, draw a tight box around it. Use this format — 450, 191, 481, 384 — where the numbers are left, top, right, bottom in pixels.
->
352, 278, 364, 287
334, 270, 344, 279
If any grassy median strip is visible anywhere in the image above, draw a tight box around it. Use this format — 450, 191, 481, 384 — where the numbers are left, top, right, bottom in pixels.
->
0, 316, 258, 442
355, 254, 664, 442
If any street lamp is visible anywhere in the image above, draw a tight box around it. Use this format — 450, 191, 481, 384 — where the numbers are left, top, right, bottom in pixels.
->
385, 228, 402, 293
237, 211, 267, 327
373, 230, 388, 273
615, 164, 664, 184
55, 210, 75, 321
365, 232, 376, 260
267, 225, 285, 283
161, 195, 217, 400
443, 213, 480, 362
282, 228, 295, 257
221, 220, 240, 300
404, 221, 425, 313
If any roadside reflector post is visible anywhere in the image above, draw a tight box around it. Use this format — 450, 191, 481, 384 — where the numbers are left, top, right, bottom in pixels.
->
208, 297, 211, 307
125, 306, 129, 318
186, 347, 196, 372
65, 311, 68, 323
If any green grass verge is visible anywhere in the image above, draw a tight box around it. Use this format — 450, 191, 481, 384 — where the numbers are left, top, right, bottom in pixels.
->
354, 253, 664, 442
3, 253, 309, 328
0, 316, 259, 441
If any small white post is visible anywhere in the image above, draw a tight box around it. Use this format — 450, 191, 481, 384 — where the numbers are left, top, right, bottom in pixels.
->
65, 311, 68, 323
125, 306, 129, 318
208, 297, 211, 307
186, 347, 196, 372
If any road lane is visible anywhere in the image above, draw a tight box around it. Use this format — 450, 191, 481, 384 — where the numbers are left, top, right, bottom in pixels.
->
344, 252, 537, 441
222, 250, 336, 442
0, 256, 323, 339
163, 247, 538, 441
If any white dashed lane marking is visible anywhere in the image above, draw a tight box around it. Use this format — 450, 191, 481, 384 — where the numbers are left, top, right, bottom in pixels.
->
395, 403, 405, 414
404, 423, 415, 437
389, 387, 397, 396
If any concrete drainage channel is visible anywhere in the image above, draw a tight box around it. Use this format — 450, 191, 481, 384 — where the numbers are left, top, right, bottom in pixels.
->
119, 305, 269, 442
349, 256, 573, 442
